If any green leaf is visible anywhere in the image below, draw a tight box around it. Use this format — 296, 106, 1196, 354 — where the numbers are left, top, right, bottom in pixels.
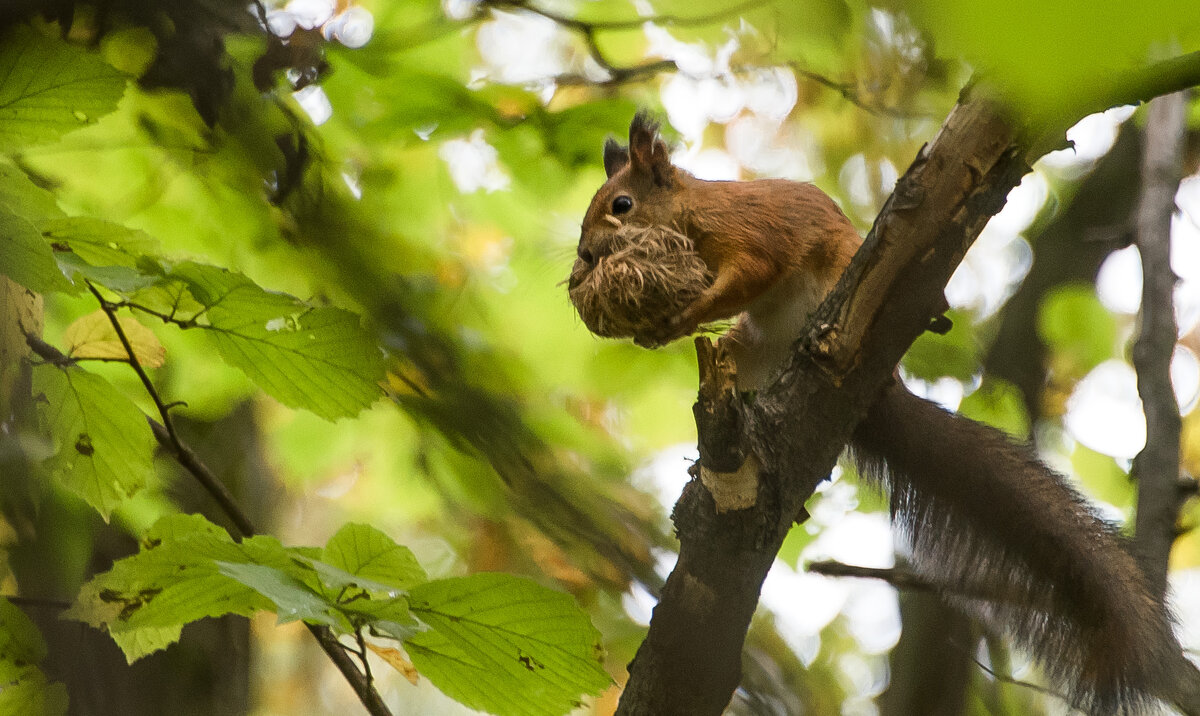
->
0, 670, 68, 716
958, 378, 1030, 439
407, 573, 611, 716
0, 165, 73, 294
66, 517, 277, 661
0, 598, 47, 684
902, 309, 980, 381
32, 363, 154, 519
40, 217, 159, 267
214, 561, 342, 626
343, 597, 418, 641
322, 523, 427, 592
0, 599, 68, 716
902, 0, 1200, 114
1072, 443, 1135, 510
168, 262, 384, 420
0, 26, 127, 149
66, 515, 432, 662
1037, 284, 1118, 378
40, 217, 161, 291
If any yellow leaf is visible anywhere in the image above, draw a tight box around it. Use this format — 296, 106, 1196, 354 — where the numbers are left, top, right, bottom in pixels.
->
366, 643, 419, 685
64, 310, 165, 368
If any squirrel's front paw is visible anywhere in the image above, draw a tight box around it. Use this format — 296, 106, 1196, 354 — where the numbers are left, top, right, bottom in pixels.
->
635, 315, 695, 348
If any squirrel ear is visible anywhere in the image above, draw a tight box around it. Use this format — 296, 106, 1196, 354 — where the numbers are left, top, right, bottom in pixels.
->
628, 111, 673, 186
603, 138, 629, 178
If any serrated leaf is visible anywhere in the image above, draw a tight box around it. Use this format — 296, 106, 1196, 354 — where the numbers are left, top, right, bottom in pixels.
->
0, 165, 61, 222
0, 26, 127, 149
32, 363, 154, 519
322, 523, 427, 591
145, 512, 230, 543
0, 670, 68, 716
0, 166, 72, 294
167, 262, 384, 420
63, 310, 165, 367
66, 517, 281, 661
108, 625, 184, 664
406, 574, 610, 716
40, 217, 159, 267
41, 217, 161, 292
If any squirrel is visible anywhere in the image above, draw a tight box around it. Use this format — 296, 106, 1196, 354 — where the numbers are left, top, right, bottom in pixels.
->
573, 112, 1200, 714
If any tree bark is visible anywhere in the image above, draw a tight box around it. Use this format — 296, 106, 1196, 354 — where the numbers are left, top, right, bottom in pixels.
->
1132, 91, 1189, 600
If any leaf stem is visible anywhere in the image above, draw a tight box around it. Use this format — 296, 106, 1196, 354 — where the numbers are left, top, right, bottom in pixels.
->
356, 627, 375, 685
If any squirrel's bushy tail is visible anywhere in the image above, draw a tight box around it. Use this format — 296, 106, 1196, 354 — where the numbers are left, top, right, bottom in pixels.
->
851, 382, 1199, 715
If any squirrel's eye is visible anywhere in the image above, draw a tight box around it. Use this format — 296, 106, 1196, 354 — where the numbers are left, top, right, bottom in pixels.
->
612, 195, 633, 215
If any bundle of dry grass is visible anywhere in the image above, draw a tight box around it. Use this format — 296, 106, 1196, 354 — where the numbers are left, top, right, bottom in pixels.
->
567, 224, 712, 343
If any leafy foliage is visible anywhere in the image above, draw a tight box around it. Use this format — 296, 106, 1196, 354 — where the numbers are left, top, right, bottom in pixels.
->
0, 26, 127, 149
0, 598, 67, 716
407, 574, 612, 716
0, 165, 73, 295
163, 262, 385, 420
66, 516, 607, 714
32, 363, 156, 519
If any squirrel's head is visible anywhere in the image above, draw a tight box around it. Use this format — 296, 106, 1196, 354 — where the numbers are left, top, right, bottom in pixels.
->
574, 112, 686, 274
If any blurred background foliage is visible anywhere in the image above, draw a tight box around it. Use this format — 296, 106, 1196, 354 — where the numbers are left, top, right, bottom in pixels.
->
2, 0, 1200, 714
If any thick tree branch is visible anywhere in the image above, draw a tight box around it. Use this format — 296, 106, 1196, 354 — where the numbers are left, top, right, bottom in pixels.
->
1132, 91, 1189, 600
617, 52, 1200, 716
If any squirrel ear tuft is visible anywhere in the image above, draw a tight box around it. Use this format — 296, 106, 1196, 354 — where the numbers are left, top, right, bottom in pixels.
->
628, 111, 673, 186
603, 137, 629, 178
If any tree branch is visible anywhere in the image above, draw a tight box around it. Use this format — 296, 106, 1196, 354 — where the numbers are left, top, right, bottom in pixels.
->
616, 51, 1200, 715
482, 0, 922, 116
806, 560, 937, 592
1132, 90, 1189, 600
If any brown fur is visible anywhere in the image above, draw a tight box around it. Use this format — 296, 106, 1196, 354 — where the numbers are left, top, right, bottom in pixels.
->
572, 113, 1200, 714
577, 112, 859, 345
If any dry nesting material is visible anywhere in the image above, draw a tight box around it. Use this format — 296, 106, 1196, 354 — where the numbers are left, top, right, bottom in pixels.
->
567, 224, 712, 342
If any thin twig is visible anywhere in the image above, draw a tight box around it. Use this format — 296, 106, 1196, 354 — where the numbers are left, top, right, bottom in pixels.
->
356, 627, 375, 685
86, 283, 183, 447
806, 560, 936, 591
486, 0, 770, 33
805, 560, 1047, 607
1, 595, 73, 610
481, 0, 924, 117
967, 652, 1065, 700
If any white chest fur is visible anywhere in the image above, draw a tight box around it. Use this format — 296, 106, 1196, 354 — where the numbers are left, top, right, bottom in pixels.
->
723, 269, 829, 391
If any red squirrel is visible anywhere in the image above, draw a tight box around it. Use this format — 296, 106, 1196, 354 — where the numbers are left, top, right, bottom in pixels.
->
574, 113, 1200, 714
